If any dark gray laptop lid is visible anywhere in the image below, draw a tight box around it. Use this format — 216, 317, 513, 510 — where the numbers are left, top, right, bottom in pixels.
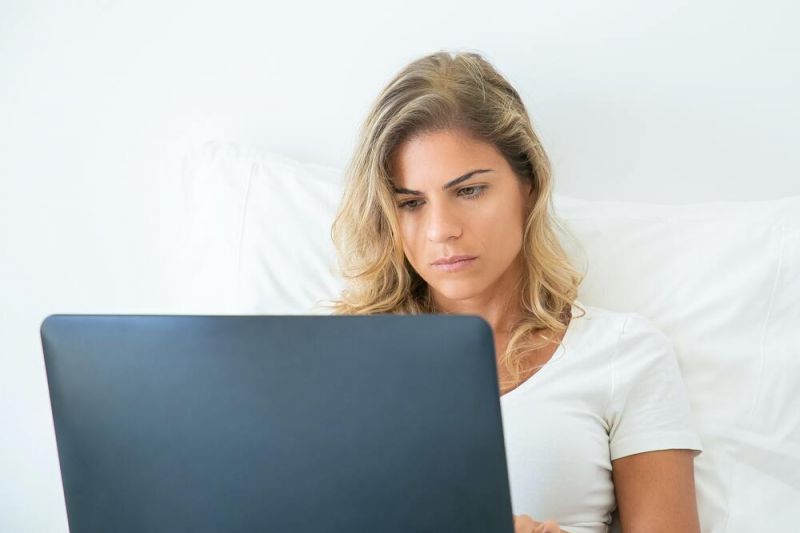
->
40, 314, 514, 533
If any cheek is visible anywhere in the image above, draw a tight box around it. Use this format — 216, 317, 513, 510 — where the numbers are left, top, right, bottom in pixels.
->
479, 201, 524, 252
398, 218, 420, 261
475, 199, 511, 232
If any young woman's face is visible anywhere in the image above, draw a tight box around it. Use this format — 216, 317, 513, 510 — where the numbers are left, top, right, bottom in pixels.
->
389, 128, 533, 303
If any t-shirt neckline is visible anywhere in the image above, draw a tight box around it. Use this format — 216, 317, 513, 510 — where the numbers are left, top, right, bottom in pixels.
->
499, 301, 581, 401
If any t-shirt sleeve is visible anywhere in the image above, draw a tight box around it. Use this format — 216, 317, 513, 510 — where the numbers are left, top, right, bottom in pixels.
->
605, 312, 704, 461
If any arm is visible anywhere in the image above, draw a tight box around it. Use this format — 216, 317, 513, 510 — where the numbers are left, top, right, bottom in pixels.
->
611, 449, 701, 533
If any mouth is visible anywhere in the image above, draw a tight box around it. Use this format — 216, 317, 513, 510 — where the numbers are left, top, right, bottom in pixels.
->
431, 257, 477, 273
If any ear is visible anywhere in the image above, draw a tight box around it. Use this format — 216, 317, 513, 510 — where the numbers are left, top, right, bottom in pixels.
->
525, 182, 535, 210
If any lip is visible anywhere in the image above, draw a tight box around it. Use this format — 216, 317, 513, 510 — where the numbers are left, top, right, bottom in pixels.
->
432, 255, 477, 265
432, 256, 477, 273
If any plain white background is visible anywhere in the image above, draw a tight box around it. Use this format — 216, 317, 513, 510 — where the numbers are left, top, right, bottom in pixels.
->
1, 1, 798, 531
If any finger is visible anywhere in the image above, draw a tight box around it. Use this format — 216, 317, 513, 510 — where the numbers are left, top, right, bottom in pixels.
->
513, 514, 537, 533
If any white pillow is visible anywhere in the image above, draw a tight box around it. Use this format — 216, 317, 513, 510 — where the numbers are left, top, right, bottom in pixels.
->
171, 140, 800, 532
553, 195, 800, 532
169, 141, 346, 314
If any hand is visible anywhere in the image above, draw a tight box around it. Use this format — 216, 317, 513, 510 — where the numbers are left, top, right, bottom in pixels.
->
513, 514, 563, 533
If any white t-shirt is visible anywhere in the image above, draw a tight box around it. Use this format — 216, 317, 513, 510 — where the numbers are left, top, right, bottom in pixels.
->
499, 300, 704, 533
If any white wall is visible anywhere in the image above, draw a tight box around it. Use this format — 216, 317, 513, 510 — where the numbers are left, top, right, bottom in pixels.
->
1, 1, 798, 531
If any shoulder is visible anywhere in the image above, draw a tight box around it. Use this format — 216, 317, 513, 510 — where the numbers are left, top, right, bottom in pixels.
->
615, 311, 677, 363
567, 300, 631, 343
554, 300, 630, 366
569, 303, 682, 388
572, 302, 673, 354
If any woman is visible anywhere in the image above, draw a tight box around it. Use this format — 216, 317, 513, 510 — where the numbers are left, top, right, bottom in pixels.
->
324, 50, 704, 533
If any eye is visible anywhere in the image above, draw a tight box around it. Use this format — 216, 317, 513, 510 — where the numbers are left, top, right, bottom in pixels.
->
458, 185, 486, 198
396, 185, 487, 212
397, 199, 423, 211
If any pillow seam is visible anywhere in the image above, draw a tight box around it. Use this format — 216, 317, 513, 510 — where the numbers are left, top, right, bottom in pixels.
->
235, 159, 258, 309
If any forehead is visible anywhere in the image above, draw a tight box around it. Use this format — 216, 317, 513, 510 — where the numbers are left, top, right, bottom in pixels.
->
389, 129, 504, 185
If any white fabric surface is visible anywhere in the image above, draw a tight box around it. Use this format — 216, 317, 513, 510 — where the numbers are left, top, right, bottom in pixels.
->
169, 140, 800, 532
501, 300, 703, 533
553, 195, 800, 533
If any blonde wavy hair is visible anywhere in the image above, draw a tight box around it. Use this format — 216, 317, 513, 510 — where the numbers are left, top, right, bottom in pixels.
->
319, 50, 586, 392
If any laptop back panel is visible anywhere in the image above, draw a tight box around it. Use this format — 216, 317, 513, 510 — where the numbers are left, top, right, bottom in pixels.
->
41, 314, 513, 533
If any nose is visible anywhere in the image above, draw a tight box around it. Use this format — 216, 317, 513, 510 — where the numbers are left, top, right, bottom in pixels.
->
426, 198, 463, 243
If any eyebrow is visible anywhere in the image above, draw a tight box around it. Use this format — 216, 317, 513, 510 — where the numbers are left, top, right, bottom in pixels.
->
391, 168, 494, 195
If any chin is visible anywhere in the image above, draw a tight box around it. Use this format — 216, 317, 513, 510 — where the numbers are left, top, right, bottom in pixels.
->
429, 278, 481, 302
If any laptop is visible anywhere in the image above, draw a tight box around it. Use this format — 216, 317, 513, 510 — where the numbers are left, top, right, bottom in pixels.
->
40, 313, 514, 533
